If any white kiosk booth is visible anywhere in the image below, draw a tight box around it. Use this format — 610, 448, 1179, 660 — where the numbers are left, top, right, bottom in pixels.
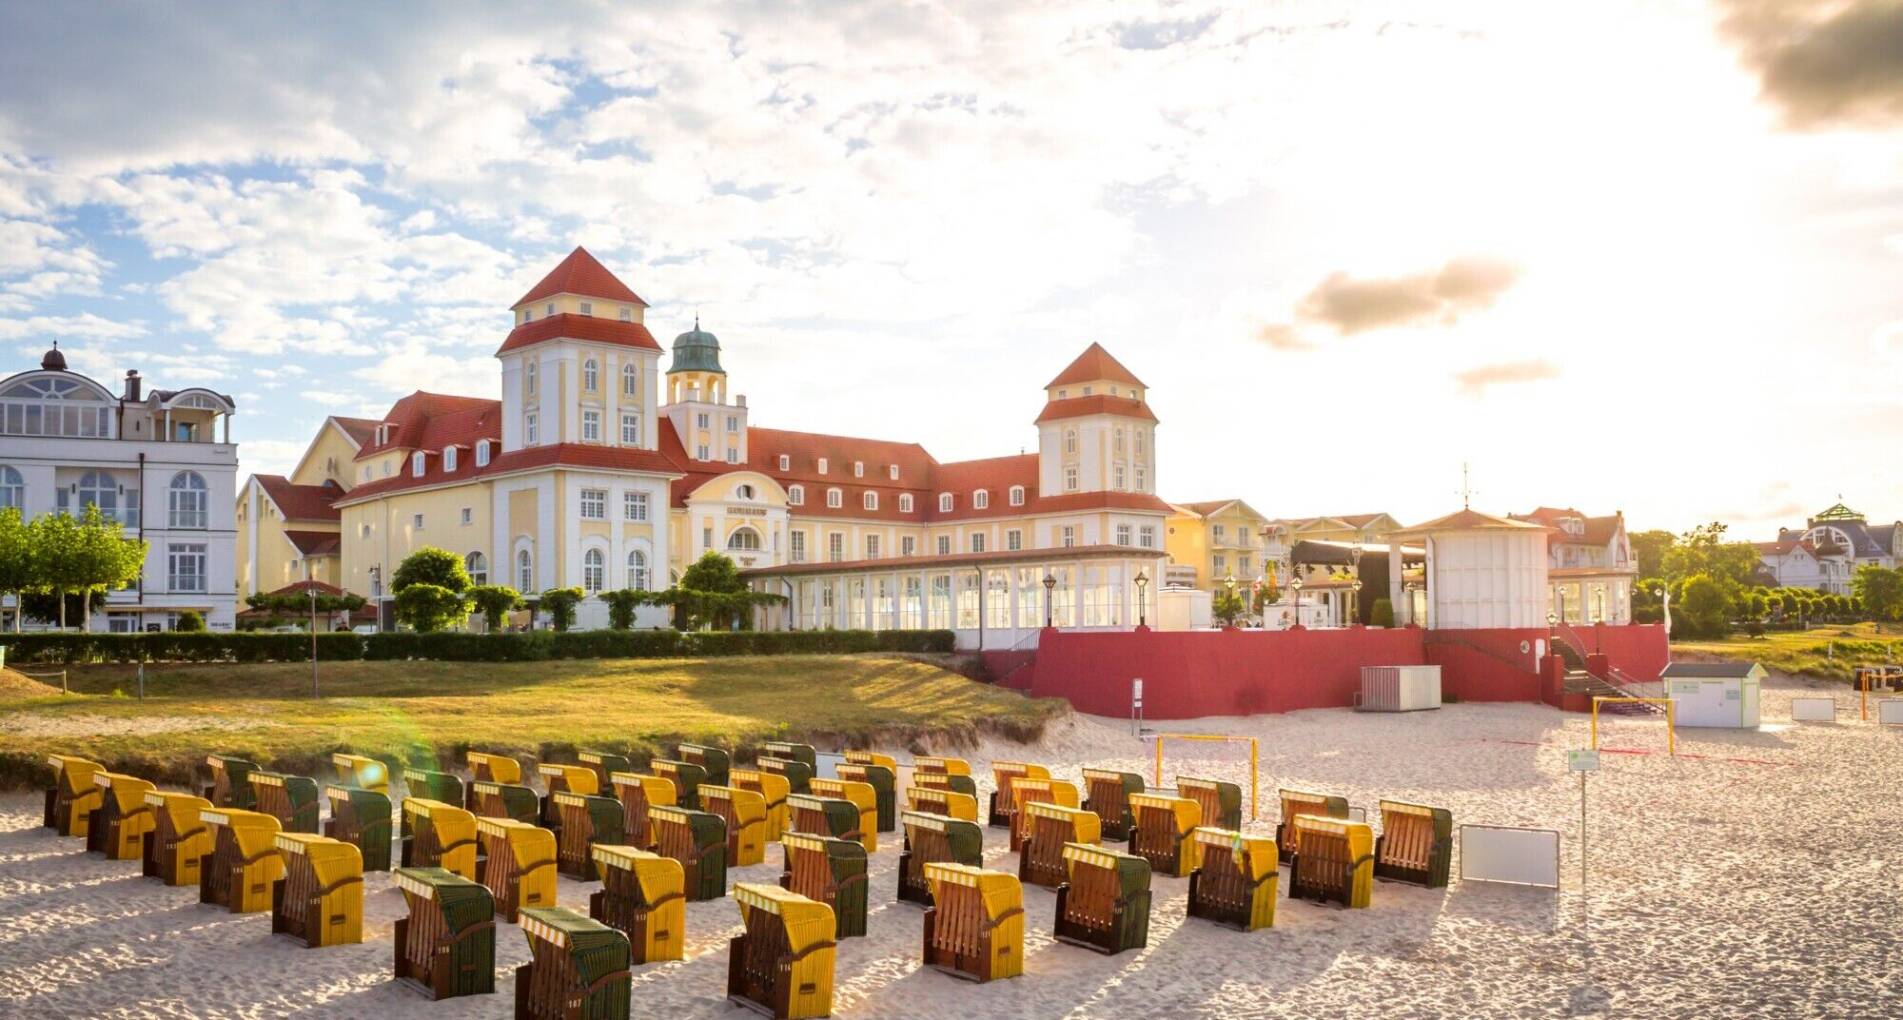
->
1662, 661, 1764, 728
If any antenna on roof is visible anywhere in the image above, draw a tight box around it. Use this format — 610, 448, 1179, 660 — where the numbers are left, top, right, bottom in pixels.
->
1458, 462, 1479, 510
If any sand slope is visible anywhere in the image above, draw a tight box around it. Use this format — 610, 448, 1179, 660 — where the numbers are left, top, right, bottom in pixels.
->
2, 677, 1899, 1018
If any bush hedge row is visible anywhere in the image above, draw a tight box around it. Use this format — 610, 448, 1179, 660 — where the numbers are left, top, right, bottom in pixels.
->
0, 628, 956, 664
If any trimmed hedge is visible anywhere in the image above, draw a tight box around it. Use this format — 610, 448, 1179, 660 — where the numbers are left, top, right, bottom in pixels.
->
0, 629, 956, 664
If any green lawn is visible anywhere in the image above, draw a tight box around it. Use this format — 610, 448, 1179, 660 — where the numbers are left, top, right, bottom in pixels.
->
1672, 621, 1903, 683
0, 654, 1064, 789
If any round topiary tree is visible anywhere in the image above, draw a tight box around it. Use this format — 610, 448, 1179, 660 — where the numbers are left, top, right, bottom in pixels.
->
392, 546, 473, 596
539, 587, 584, 631
465, 584, 522, 631
394, 583, 469, 633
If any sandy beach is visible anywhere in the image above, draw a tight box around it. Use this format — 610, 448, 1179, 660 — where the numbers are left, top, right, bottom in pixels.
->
4, 676, 1899, 1019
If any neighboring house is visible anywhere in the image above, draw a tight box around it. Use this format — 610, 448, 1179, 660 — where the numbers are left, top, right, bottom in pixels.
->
1766, 503, 1901, 592
1752, 538, 1849, 594
1164, 499, 1269, 592
0, 345, 239, 630
1259, 512, 1402, 577
314, 246, 1170, 641
236, 415, 378, 599
1509, 506, 1637, 624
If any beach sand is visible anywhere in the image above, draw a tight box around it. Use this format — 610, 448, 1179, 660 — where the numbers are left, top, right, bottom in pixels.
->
3, 676, 1899, 1019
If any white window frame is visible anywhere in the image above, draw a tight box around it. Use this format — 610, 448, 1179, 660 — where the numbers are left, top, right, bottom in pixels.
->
778, 454, 791, 471
444, 447, 457, 472
788, 485, 805, 506
1007, 529, 1022, 551
854, 461, 864, 478
938, 493, 953, 513
525, 413, 539, 445
970, 533, 986, 553
476, 440, 491, 467
826, 488, 843, 509
899, 493, 914, 513
583, 548, 605, 593
621, 413, 640, 445
167, 471, 208, 529
936, 535, 951, 555
1009, 485, 1024, 507
582, 409, 602, 443
624, 491, 649, 522
579, 488, 607, 520
460, 507, 473, 525
828, 532, 845, 562
866, 534, 880, 559
817, 457, 828, 474
901, 535, 916, 557
583, 359, 599, 392
973, 490, 989, 510
167, 542, 208, 593
412, 513, 425, 529
863, 492, 878, 511
790, 531, 807, 563
622, 363, 638, 395
412, 451, 426, 477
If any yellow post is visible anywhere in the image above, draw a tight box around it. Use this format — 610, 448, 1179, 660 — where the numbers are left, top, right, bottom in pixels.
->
1590, 697, 1676, 756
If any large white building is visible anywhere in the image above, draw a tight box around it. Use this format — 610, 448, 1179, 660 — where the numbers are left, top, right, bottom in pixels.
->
0, 345, 239, 630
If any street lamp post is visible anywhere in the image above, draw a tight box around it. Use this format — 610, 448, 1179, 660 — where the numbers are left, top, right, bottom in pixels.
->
1290, 575, 1305, 629
1351, 577, 1363, 625
1043, 572, 1056, 628
974, 569, 985, 651
1135, 569, 1149, 628
1403, 580, 1420, 626
1223, 573, 1238, 629
1547, 610, 1558, 662
308, 586, 319, 699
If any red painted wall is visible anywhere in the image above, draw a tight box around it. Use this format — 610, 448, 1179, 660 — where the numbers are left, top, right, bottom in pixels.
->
1018, 624, 1669, 719
1024, 627, 1426, 719
1579, 623, 1670, 683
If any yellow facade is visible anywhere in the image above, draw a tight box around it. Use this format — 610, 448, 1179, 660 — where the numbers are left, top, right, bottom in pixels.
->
1166, 500, 1270, 591
341, 481, 494, 597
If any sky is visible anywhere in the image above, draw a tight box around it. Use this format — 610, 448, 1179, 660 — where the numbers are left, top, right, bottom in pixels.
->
2, 1, 1900, 541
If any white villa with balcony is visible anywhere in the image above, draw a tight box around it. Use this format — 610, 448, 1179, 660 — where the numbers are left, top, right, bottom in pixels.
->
0, 345, 239, 630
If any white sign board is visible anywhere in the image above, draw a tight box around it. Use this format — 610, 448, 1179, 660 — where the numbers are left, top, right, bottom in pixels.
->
1878, 700, 1903, 727
1458, 824, 1560, 888
1790, 697, 1836, 723
1568, 750, 1600, 773
1131, 678, 1143, 706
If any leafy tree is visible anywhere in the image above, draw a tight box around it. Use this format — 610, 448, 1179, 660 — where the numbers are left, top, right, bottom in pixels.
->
1252, 576, 1280, 614
465, 584, 523, 631
539, 587, 584, 631
392, 546, 472, 595
394, 583, 469, 633
647, 552, 786, 630
72, 505, 148, 631
603, 589, 650, 630
30, 512, 85, 629
0, 507, 30, 632
245, 589, 367, 615
1211, 589, 1245, 627
1851, 566, 1903, 621
1660, 522, 1760, 595
1629, 529, 1675, 580
175, 610, 206, 632
1677, 573, 1730, 638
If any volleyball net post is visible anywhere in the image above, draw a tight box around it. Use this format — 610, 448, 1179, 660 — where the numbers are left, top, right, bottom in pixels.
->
1151, 733, 1258, 820
1589, 697, 1676, 756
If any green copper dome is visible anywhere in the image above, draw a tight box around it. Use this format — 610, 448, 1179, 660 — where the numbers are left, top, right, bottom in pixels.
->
669, 317, 724, 374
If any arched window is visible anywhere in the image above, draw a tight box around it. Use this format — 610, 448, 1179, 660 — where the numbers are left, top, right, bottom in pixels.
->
168, 471, 208, 528
899, 493, 914, 513
584, 359, 599, 392
465, 551, 487, 585
1064, 429, 1077, 454
787, 484, 805, 506
476, 440, 491, 467
67, 470, 130, 524
727, 527, 762, 551
735, 484, 757, 501
517, 548, 533, 592
583, 548, 605, 593
0, 466, 21, 510
622, 363, 639, 396
628, 549, 649, 591
1009, 485, 1024, 506
826, 488, 842, 509
525, 360, 537, 396
972, 489, 989, 510
412, 451, 426, 477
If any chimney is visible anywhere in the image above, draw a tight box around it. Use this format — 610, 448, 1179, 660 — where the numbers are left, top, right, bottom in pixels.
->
124, 370, 142, 401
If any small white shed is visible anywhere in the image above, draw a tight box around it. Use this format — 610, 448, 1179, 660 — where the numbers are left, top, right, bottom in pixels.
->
1662, 662, 1765, 728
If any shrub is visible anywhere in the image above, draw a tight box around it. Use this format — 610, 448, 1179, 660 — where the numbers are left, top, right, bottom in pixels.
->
394, 583, 470, 633
392, 546, 473, 595
603, 589, 645, 630
175, 610, 206, 632
465, 585, 522, 631
539, 587, 584, 631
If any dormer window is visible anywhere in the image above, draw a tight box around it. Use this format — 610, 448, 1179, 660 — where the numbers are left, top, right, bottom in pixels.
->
444, 447, 458, 472
476, 440, 491, 467
939, 493, 953, 513
863, 492, 878, 511
854, 461, 864, 477
411, 452, 426, 477
1057, 389, 1068, 399
826, 487, 842, 509
899, 493, 914, 513
545, 302, 555, 316
1082, 385, 1093, 395
523, 308, 533, 323
788, 484, 805, 506
973, 490, 989, 510
1009, 485, 1025, 507
889, 465, 899, 480
619, 306, 632, 322
579, 301, 592, 316
778, 454, 790, 471
818, 458, 828, 474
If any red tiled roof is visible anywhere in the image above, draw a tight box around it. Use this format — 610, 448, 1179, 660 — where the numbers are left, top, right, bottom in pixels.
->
493, 314, 662, 357
330, 416, 379, 448
1033, 394, 1158, 425
254, 476, 343, 522
513, 246, 648, 309
352, 393, 501, 461
1046, 342, 1146, 389
1175, 499, 1241, 518
282, 530, 341, 557
745, 427, 937, 487
741, 543, 1161, 578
